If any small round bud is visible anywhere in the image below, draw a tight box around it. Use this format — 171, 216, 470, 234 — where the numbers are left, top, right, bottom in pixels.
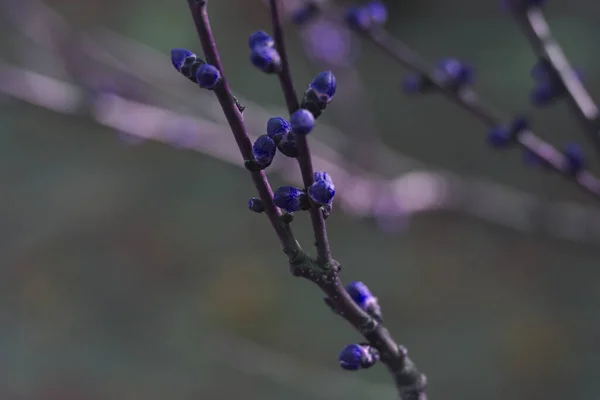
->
248, 30, 274, 49
346, 281, 382, 322
366, 1, 388, 26
530, 83, 555, 106
277, 132, 299, 158
291, 2, 320, 25
563, 143, 585, 175
170, 48, 195, 71
267, 117, 291, 144
436, 58, 475, 86
248, 197, 265, 213
252, 134, 277, 167
309, 178, 335, 205
273, 186, 306, 213
487, 126, 512, 148
314, 171, 333, 184
347, 281, 374, 305
195, 63, 221, 89
345, 6, 372, 31
339, 344, 379, 371
308, 71, 337, 104
250, 46, 281, 74
290, 109, 315, 135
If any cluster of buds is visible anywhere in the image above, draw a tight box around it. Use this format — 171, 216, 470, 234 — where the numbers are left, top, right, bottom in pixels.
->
170, 48, 221, 90
327, 282, 384, 371
404, 57, 475, 94
529, 59, 584, 107
300, 71, 336, 119
345, 1, 388, 32
267, 171, 336, 214
248, 31, 281, 74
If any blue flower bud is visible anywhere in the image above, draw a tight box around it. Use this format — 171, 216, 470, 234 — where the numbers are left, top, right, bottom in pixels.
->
530, 82, 555, 106
366, 1, 388, 26
291, 1, 320, 25
436, 58, 474, 86
250, 46, 281, 74
195, 63, 221, 90
170, 48, 195, 71
290, 109, 315, 135
339, 344, 379, 371
277, 132, 299, 158
309, 178, 335, 205
347, 281, 373, 305
273, 186, 306, 213
267, 117, 291, 144
563, 143, 585, 175
345, 6, 372, 31
487, 117, 528, 148
487, 126, 512, 148
307, 71, 337, 104
314, 171, 333, 184
248, 30, 274, 49
248, 197, 265, 213
346, 281, 382, 322
252, 134, 277, 167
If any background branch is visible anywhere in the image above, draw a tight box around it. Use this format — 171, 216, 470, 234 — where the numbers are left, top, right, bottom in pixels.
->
361, 26, 600, 200
511, 6, 600, 156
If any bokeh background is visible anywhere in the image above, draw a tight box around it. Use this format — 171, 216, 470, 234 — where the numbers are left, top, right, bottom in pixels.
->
1, 0, 600, 399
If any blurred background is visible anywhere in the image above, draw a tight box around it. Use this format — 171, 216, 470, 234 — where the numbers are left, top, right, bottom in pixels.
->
1, 0, 600, 399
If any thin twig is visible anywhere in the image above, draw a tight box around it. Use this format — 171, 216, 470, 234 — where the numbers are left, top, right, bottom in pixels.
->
363, 27, 600, 200
268, 0, 333, 264
186, 0, 291, 247
266, 2, 427, 399
511, 6, 600, 157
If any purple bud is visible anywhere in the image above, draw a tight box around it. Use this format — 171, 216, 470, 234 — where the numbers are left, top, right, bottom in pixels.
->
273, 186, 305, 213
252, 134, 276, 167
250, 46, 281, 74
366, 1, 388, 26
290, 109, 315, 135
309, 178, 335, 205
339, 344, 379, 371
530, 83, 555, 106
308, 71, 337, 104
345, 6, 372, 31
267, 117, 291, 144
248, 197, 265, 213
314, 171, 333, 184
170, 48, 195, 71
563, 143, 585, 175
195, 63, 221, 90
248, 31, 274, 49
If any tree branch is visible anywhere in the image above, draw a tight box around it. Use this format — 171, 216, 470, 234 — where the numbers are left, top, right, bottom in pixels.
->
268, 0, 332, 264
266, 2, 427, 399
510, 5, 600, 158
186, 0, 291, 247
361, 26, 600, 200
